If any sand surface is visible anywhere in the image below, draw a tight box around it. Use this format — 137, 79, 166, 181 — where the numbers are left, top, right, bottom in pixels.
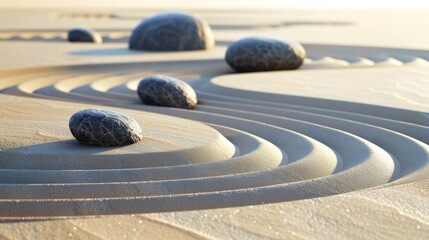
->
0, 7, 428, 240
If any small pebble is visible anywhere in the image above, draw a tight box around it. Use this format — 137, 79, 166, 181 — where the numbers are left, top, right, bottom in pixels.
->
67, 28, 103, 44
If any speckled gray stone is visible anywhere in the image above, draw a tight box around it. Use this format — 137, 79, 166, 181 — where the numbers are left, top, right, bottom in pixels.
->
137, 75, 198, 109
67, 28, 103, 44
69, 109, 142, 147
129, 12, 214, 51
225, 37, 306, 72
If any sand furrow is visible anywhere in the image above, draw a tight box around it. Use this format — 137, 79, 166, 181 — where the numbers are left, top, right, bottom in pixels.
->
0, 40, 428, 217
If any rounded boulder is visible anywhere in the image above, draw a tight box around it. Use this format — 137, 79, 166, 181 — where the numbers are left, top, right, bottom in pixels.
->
69, 109, 143, 147
129, 12, 214, 51
225, 37, 306, 72
137, 75, 198, 109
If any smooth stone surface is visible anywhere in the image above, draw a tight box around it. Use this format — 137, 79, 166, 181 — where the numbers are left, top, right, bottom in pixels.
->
137, 75, 198, 109
225, 37, 306, 72
129, 12, 214, 51
69, 109, 143, 147
67, 28, 103, 44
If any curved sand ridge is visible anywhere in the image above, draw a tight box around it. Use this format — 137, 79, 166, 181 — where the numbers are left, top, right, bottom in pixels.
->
1, 30, 429, 68
0, 47, 428, 217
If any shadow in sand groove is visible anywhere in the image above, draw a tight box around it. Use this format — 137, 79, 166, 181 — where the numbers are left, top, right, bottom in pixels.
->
0, 54, 428, 216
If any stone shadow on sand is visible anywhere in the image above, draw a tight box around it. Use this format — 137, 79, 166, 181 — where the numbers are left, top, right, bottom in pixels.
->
0, 140, 130, 170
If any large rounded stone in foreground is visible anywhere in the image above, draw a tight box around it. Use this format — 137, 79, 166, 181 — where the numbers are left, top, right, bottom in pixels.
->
67, 28, 103, 44
129, 12, 214, 51
225, 37, 306, 72
137, 75, 198, 109
69, 109, 143, 147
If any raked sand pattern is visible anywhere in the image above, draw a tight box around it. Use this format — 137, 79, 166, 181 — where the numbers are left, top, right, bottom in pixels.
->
0, 54, 428, 217
0, 8, 428, 239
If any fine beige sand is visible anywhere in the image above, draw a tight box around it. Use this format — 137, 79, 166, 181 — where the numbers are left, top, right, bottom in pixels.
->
0, 6, 428, 240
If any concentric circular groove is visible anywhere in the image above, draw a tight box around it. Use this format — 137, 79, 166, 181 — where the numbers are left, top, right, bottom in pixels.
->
0, 44, 428, 217
0, 125, 283, 183
192, 99, 429, 183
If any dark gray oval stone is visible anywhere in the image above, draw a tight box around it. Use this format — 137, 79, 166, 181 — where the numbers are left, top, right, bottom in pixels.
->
137, 75, 198, 109
129, 12, 214, 51
69, 109, 142, 147
225, 37, 306, 72
67, 28, 103, 44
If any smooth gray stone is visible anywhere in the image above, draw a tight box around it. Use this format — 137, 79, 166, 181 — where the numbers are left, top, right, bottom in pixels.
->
67, 28, 103, 43
137, 75, 198, 109
225, 37, 306, 72
129, 12, 214, 51
69, 109, 142, 147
